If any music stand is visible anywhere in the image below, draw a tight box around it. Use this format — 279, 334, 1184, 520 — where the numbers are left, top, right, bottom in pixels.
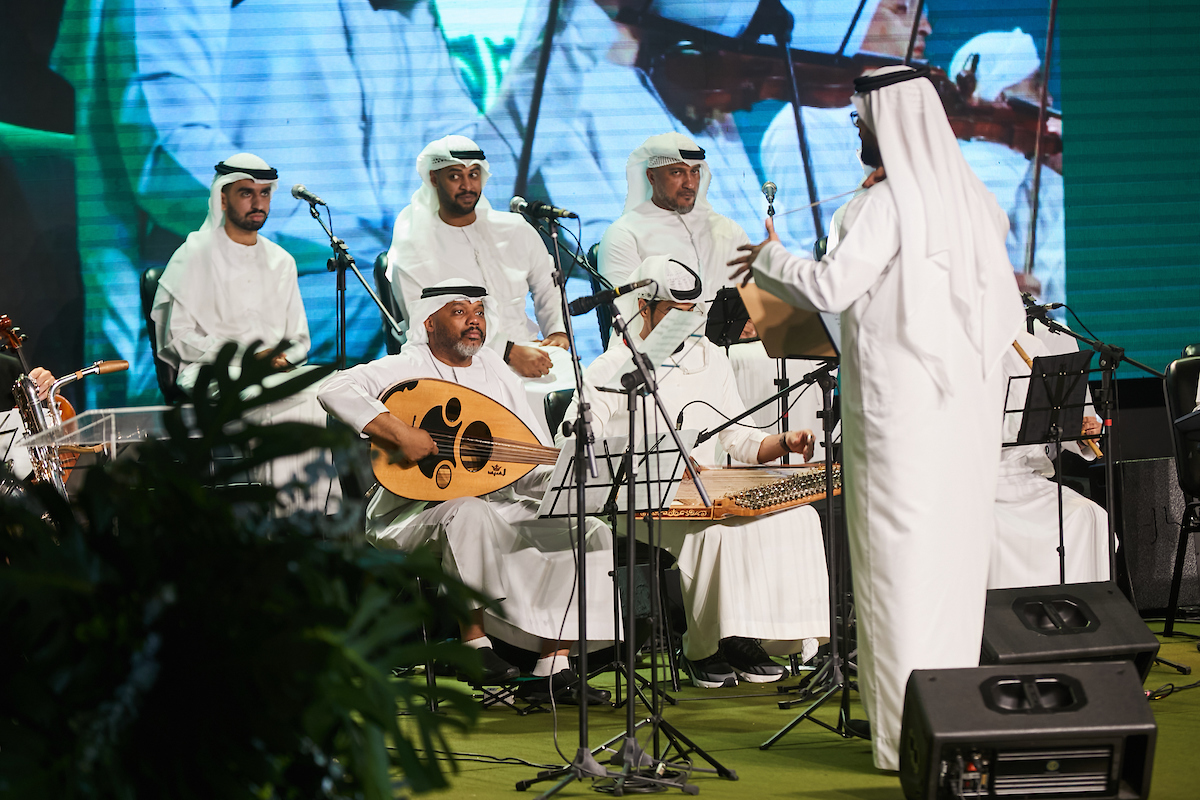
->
1004, 349, 1094, 585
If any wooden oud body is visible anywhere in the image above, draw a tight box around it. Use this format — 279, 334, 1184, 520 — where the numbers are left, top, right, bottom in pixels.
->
371, 378, 550, 502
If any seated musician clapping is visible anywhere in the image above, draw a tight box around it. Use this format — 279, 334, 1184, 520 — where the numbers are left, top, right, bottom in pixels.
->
567, 256, 831, 689
318, 280, 615, 704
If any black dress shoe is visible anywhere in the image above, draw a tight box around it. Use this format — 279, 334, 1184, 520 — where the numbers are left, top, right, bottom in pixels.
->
459, 647, 520, 684
518, 668, 612, 705
845, 718, 871, 740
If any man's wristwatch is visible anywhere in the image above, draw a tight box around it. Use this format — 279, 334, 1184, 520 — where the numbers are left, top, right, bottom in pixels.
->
503, 341, 515, 363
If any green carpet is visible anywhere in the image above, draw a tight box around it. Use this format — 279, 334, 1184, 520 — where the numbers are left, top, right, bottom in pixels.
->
399, 622, 1200, 799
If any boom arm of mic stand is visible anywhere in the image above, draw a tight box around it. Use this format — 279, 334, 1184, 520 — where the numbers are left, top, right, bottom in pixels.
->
695, 359, 835, 445
305, 204, 404, 354
607, 306, 711, 508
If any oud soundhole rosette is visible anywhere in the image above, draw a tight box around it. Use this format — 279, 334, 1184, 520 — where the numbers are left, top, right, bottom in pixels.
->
460, 420, 493, 472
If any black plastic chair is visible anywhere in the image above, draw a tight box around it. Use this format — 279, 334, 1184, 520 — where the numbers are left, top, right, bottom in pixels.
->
1161, 355, 1200, 636
585, 244, 612, 351
543, 387, 575, 439
139, 267, 189, 405
373, 252, 405, 355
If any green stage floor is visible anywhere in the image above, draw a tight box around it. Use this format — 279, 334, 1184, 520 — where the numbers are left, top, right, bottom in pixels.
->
399, 621, 1200, 799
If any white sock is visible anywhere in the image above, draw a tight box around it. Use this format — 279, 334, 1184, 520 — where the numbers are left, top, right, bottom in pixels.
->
532, 653, 570, 677
463, 635, 493, 650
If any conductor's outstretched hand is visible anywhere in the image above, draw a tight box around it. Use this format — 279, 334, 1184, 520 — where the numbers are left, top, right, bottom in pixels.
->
728, 215, 781, 286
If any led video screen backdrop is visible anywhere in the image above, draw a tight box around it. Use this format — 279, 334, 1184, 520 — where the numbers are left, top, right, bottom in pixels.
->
7, 1, 1080, 406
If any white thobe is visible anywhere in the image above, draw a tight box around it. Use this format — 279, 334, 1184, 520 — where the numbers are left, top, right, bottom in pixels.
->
569, 333, 830, 660
387, 209, 573, 431
992, 332, 1108, 589
317, 344, 617, 653
152, 226, 338, 513
753, 186, 1006, 771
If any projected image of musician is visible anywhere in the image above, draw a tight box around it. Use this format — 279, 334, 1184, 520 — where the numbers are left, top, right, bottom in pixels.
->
568, 256, 830, 689
318, 280, 618, 705
52, 0, 478, 406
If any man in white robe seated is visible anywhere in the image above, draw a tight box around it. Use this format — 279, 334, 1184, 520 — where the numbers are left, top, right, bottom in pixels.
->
567, 256, 830, 689
318, 281, 616, 703
992, 330, 1108, 588
151, 153, 338, 513
600, 132, 827, 456
730, 66, 1025, 769
386, 135, 572, 432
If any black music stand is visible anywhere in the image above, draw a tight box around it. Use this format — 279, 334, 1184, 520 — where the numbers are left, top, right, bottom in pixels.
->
1003, 350, 1093, 585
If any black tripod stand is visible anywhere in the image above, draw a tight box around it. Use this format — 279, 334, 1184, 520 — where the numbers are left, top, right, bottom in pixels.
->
758, 363, 860, 748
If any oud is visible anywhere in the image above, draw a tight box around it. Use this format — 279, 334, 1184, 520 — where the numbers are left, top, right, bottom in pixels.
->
371, 379, 559, 502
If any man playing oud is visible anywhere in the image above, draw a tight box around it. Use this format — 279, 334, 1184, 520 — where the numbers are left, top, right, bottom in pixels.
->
318, 280, 615, 704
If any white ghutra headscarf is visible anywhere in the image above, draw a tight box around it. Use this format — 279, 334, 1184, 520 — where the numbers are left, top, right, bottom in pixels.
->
623, 132, 712, 215
852, 65, 1024, 393
950, 29, 1041, 103
199, 152, 280, 232
406, 279, 489, 347
387, 135, 504, 343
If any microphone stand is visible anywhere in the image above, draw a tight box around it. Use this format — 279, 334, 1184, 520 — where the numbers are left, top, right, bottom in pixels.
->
515, 215, 615, 799
303, 202, 402, 370
1025, 305, 1164, 602
742, 0, 825, 241
599, 306, 735, 793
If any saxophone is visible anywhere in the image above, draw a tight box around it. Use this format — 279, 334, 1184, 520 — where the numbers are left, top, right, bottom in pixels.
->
12, 370, 68, 494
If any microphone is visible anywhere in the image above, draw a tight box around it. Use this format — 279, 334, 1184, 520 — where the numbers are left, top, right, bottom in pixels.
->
568, 279, 654, 316
1021, 292, 1063, 312
762, 181, 777, 217
510, 195, 578, 219
291, 184, 326, 206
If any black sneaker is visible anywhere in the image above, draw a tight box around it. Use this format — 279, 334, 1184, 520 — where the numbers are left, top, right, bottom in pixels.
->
721, 637, 789, 684
517, 668, 612, 705
681, 650, 738, 688
459, 647, 520, 685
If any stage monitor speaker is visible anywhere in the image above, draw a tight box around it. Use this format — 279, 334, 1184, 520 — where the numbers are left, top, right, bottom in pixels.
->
900, 662, 1156, 800
980, 581, 1160, 680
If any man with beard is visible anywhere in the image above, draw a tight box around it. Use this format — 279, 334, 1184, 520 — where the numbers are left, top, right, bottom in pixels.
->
152, 153, 338, 513
600, 133, 750, 325
730, 66, 1025, 770
152, 153, 309, 397
318, 280, 616, 703
386, 135, 573, 428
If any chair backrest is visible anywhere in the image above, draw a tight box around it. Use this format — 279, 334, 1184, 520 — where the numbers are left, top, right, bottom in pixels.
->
373, 252, 404, 355
139, 267, 188, 404
544, 387, 575, 438
1183, 343, 1200, 358
1163, 356, 1200, 497
586, 244, 611, 351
